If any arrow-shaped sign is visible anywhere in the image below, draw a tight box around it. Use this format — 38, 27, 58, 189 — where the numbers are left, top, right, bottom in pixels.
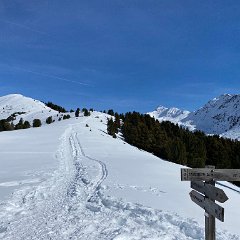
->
181, 168, 240, 181
189, 190, 224, 222
191, 181, 228, 203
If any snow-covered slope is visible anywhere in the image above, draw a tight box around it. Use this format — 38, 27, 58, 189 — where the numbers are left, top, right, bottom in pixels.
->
185, 94, 240, 134
147, 106, 190, 124
0, 94, 68, 125
220, 126, 240, 140
0, 112, 239, 239
149, 94, 240, 138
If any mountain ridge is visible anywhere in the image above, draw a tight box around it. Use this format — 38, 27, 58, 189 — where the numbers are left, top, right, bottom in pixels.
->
147, 106, 190, 124
148, 94, 240, 140
1, 93, 240, 139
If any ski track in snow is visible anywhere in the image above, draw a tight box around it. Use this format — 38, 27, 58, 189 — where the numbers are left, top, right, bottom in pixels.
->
0, 122, 239, 240
74, 131, 108, 202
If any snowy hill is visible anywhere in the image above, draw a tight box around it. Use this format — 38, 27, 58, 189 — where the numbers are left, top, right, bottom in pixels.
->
149, 94, 240, 139
0, 94, 69, 125
0, 108, 239, 239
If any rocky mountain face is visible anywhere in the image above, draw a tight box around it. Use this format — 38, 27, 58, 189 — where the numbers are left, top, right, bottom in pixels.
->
148, 94, 240, 139
185, 94, 240, 134
147, 106, 190, 125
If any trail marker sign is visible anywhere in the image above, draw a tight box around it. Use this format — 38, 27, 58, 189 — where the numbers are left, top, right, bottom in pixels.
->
181, 166, 240, 240
191, 181, 228, 203
189, 190, 224, 222
181, 168, 240, 181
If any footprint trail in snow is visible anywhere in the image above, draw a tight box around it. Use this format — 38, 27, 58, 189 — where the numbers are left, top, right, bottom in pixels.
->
0, 122, 238, 240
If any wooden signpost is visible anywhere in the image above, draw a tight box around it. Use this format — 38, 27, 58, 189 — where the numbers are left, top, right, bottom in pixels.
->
189, 190, 224, 222
181, 166, 240, 240
181, 168, 240, 181
190, 181, 228, 203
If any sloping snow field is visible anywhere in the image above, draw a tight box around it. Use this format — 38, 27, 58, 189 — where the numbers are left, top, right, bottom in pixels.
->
0, 112, 239, 240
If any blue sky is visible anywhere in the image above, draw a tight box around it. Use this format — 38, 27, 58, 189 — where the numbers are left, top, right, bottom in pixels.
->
0, 0, 240, 113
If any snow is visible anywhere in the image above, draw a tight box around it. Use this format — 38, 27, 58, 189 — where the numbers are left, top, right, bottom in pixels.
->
0, 110, 239, 240
0, 94, 72, 125
184, 94, 240, 135
147, 106, 190, 124
148, 94, 240, 140
221, 126, 240, 140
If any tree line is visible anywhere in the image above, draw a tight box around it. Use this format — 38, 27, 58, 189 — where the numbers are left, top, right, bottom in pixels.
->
0, 118, 42, 131
45, 102, 67, 113
0, 104, 94, 133
0, 113, 73, 132
45, 101, 92, 117
107, 111, 240, 185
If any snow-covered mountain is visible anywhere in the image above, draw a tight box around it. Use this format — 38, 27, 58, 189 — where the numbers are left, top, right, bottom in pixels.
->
148, 94, 240, 139
147, 106, 190, 124
0, 93, 239, 239
0, 94, 69, 125
185, 94, 240, 134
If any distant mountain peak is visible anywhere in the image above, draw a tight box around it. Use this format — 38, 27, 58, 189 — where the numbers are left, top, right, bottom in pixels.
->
147, 106, 190, 124
148, 94, 240, 140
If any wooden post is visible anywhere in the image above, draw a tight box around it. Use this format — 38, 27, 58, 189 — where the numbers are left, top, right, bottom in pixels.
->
205, 166, 215, 240
181, 166, 239, 239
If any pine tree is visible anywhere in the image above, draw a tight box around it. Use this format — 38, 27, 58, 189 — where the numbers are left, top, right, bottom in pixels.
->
63, 114, 70, 120
0, 120, 14, 131
75, 108, 80, 117
33, 119, 42, 127
108, 109, 114, 116
114, 113, 121, 128
83, 109, 90, 116
107, 118, 117, 137
15, 118, 24, 130
46, 116, 53, 124
23, 121, 31, 129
